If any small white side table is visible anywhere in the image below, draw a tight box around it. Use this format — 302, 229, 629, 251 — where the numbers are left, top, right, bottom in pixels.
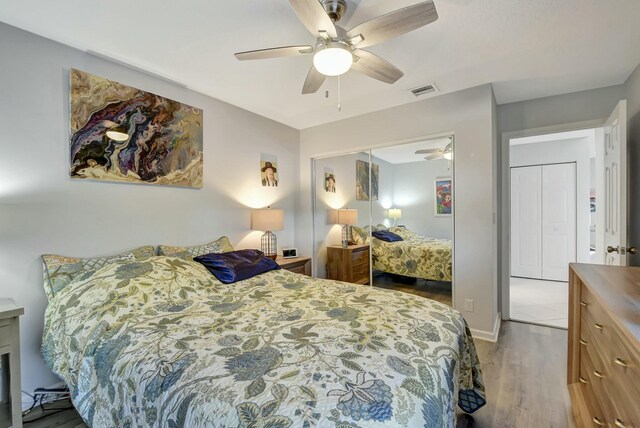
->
0, 299, 24, 428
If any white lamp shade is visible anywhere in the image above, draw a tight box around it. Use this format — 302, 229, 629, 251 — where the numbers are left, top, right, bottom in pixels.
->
388, 208, 402, 219
252, 209, 284, 231
332, 209, 358, 225
313, 42, 353, 77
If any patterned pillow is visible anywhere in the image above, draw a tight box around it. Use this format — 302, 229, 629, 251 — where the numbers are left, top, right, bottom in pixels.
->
350, 226, 371, 245
43, 252, 131, 300
158, 236, 234, 260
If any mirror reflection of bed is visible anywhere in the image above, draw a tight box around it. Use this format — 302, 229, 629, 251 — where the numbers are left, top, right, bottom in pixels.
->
312, 135, 454, 306
369, 138, 453, 305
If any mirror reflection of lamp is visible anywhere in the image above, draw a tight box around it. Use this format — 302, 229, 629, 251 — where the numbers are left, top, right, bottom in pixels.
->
251, 207, 284, 259
388, 208, 402, 226
331, 209, 358, 248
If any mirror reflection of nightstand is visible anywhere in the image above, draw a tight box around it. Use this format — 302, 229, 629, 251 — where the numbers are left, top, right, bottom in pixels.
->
326, 244, 370, 285
276, 256, 311, 276
0, 299, 24, 428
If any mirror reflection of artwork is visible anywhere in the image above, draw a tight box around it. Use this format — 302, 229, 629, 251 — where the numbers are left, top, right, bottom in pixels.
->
435, 177, 452, 216
261, 161, 278, 187
69, 69, 203, 188
356, 160, 379, 201
325, 173, 336, 193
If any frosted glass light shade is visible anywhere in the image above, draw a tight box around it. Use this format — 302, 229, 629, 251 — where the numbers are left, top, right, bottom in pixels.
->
388, 208, 402, 219
333, 209, 358, 225
443, 151, 453, 160
313, 42, 353, 77
106, 128, 129, 142
252, 209, 284, 231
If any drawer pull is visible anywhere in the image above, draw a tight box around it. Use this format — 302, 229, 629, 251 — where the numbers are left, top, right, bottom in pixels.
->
580, 301, 589, 307
593, 417, 605, 426
594, 323, 603, 330
614, 419, 626, 428
593, 370, 604, 378
579, 339, 588, 346
579, 376, 588, 384
614, 358, 627, 368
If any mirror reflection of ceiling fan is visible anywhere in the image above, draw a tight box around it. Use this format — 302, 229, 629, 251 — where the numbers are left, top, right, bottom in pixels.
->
234, 0, 438, 94
415, 141, 453, 160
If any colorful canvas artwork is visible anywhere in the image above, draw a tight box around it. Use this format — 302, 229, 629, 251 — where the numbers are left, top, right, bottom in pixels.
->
355, 160, 379, 201
435, 177, 453, 216
69, 69, 203, 188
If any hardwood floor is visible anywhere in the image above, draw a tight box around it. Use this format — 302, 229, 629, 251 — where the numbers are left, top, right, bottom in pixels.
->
28, 322, 573, 428
471, 321, 574, 428
372, 271, 453, 305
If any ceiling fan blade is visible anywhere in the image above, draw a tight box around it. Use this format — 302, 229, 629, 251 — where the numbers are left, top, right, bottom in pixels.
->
415, 148, 441, 154
302, 66, 326, 94
351, 50, 404, 84
425, 153, 443, 160
347, 1, 438, 49
235, 45, 314, 61
289, 0, 337, 38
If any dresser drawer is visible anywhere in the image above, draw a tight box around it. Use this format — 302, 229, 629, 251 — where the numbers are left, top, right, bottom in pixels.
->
0, 319, 12, 350
605, 328, 640, 427
351, 247, 370, 267
578, 349, 608, 426
352, 263, 370, 284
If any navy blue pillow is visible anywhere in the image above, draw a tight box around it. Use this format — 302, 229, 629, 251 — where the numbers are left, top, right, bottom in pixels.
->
372, 230, 404, 242
194, 249, 280, 284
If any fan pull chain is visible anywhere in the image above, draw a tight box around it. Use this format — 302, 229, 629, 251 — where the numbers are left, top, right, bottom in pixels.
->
337, 75, 342, 112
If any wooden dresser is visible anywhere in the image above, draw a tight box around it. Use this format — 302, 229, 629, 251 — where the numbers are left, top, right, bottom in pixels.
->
326, 244, 370, 285
276, 256, 311, 276
568, 263, 640, 427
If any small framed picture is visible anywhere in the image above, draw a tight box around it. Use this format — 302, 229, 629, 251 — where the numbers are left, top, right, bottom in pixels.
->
434, 177, 452, 216
282, 248, 298, 259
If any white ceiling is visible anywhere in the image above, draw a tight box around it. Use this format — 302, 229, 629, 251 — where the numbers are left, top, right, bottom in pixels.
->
1, 0, 639, 130
372, 136, 450, 164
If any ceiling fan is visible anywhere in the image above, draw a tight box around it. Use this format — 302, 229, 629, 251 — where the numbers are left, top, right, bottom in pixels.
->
415, 141, 452, 160
234, 0, 438, 94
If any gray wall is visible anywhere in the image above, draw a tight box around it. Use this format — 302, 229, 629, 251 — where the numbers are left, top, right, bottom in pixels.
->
0, 23, 300, 399
390, 160, 453, 239
626, 62, 640, 266
298, 84, 499, 337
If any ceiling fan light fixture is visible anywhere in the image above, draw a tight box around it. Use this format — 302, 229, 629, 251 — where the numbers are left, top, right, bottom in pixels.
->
443, 151, 453, 160
313, 41, 353, 77
105, 126, 129, 142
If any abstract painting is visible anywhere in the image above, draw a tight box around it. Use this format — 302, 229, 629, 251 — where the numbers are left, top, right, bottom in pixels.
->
435, 177, 453, 216
356, 160, 379, 201
69, 69, 203, 188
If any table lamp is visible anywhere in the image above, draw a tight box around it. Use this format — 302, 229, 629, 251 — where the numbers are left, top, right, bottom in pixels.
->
252, 207, 284, 259
333, 209, 358, 247
388, 208, 402, 226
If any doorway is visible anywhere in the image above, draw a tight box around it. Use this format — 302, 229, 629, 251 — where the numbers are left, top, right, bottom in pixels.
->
508, 130, 596, 329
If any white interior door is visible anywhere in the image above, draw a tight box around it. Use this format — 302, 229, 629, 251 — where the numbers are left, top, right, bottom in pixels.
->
541, 163, 576, 281
511, 166, 542, 278
603, 100, 628, 265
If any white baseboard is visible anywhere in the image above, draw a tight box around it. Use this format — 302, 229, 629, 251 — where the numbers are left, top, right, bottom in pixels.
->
471, 313, 501, 342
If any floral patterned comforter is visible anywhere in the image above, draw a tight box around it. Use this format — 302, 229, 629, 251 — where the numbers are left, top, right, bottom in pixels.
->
372, 228, 453, 282
42, 256, 484, 427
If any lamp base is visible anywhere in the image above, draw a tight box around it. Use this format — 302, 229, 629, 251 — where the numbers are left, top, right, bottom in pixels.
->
261, 231, 278, 259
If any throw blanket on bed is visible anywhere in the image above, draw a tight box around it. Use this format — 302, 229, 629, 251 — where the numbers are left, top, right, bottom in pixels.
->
42, 257, 484, 427
372, 227, 453, 282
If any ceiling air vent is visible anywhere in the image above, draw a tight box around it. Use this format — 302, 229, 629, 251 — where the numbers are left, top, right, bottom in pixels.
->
410, 83, 438, 97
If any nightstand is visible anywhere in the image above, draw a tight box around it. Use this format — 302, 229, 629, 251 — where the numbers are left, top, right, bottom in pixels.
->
0, 299, 24, 428
326, 244, 370, 285
276, 256, 311, 276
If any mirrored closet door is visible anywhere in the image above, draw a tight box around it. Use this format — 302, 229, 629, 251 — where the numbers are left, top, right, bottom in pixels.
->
312, 135, 455, 306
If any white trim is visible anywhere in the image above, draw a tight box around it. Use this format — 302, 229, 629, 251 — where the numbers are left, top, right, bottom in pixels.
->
471, 313, 501, 342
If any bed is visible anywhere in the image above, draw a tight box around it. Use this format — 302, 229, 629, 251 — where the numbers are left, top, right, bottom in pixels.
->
42, 256, 483, 427
353, 226, 453, 282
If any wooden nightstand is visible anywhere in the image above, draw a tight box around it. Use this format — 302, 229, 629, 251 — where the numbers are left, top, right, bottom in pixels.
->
0, 299, 24, 428
326, 244, 370, 285
276, 256, 311, 276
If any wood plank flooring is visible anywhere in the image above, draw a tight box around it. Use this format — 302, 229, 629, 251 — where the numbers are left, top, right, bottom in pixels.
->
372, 271, 453, 305
27, 321, 573, 428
